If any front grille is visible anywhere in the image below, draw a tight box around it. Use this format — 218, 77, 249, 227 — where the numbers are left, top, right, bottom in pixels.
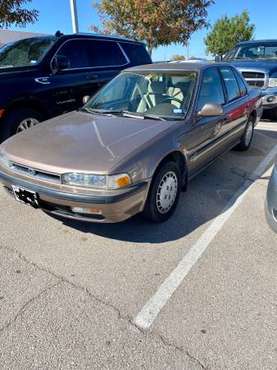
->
9, 162, 61, 184
241, 71, 266, 88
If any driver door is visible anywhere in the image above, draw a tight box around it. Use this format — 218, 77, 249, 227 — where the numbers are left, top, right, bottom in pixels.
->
187, 67, 228, 174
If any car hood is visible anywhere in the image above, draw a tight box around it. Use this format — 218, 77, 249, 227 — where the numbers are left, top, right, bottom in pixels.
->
1, 111, 174, 174
229, 59, 277, 73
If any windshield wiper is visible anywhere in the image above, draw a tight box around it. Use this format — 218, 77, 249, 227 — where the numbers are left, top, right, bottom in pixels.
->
82, 108, 167, 121
81, 107, 122, 116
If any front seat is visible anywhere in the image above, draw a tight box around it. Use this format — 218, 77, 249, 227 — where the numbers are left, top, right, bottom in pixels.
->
137, 80, 169, 113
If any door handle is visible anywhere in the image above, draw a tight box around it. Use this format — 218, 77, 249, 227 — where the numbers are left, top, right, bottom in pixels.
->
86, 74, 98, 80
35, 76, 51, 85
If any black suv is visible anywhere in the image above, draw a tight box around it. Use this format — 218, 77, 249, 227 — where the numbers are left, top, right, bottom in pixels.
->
0, 32, 152, 141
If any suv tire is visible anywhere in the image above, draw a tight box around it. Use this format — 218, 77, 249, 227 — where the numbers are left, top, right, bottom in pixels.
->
142, 161, 181, 223
268, 108, 277, 122
1, 108, 43, 142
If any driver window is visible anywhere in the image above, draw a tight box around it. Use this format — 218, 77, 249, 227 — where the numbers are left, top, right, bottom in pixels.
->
197, 68, 225, 111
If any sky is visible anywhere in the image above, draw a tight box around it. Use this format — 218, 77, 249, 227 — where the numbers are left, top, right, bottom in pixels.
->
10, 0, 277, 61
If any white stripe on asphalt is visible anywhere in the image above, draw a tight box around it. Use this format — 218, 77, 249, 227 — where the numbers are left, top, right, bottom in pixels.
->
134, 144, 277, 331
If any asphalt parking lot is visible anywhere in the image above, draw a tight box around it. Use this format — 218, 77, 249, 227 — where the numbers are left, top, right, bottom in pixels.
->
0, 120, 276, 370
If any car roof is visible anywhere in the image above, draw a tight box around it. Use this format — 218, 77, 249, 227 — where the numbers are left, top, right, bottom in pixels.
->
237, 39, 277, 45
126, 62, 231, 72
10, 33, 145, 46
59, 33, 145, 45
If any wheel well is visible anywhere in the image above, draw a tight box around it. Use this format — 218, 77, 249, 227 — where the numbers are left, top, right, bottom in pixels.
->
249, 109, 257, 123
153, 151, 188, 189
6, 100, 47, 119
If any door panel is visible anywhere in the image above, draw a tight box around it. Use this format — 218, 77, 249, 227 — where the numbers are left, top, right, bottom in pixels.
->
185, 67, 227, 174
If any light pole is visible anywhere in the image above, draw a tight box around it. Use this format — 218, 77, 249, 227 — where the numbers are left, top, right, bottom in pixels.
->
69, 0, 79, 33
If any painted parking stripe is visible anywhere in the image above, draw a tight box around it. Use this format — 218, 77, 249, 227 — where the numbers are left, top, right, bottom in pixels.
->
134, 144, 277, 331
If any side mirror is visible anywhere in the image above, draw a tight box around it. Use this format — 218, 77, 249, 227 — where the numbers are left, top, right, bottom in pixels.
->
83, 95, 90, 105
51, 55, 70, 73
198, 103, 224, 117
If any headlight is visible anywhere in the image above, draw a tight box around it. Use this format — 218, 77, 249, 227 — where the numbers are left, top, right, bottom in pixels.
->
61, 173, 131, 190
0, 152, 10, 168
268, 77, 277, 88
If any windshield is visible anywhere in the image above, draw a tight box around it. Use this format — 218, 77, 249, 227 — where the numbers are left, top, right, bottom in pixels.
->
224, 43, 277, 60
0, 36, 56, 68
86, 71, 197, 120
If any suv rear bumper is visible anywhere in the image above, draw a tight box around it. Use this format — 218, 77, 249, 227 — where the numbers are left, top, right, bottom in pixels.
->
0, 170, 150, 223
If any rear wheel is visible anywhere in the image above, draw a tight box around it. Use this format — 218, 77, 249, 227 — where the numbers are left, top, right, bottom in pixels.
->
142, 161, 181, 223
1, 108, 42, 142
235, 117, 255, 151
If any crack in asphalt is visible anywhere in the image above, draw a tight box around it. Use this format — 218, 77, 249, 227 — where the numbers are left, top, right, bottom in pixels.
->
0, 244, 206, 368
0, 280, 62, 334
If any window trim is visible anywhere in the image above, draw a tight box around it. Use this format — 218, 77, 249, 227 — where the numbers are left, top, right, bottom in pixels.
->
50, 38, 130, 72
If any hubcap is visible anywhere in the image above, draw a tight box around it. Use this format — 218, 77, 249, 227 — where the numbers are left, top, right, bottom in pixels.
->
16, 117, 39, 133
245, 122, 253, 146
156, 171, 178, 214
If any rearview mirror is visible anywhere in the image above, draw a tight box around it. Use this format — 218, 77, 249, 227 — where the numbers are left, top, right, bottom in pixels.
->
198, 103, 224, 117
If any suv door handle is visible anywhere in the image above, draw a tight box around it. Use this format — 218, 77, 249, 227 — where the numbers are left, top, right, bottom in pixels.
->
86, 74, 98, 80
35, 77, 51, 85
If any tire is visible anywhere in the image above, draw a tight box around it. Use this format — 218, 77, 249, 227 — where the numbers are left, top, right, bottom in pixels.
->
268, 108, 277, 122
235, 117, 255, 151
1, 108, 43, 142
142, 161, 181, 223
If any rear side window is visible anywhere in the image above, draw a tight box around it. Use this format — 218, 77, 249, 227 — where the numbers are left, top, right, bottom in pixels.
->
86, 40, 127, 67
121, 43, 152, 65
220, 67, 241, 101
235, 71, 248, 96
197, 68, 225, 110
56, 39, 127, 69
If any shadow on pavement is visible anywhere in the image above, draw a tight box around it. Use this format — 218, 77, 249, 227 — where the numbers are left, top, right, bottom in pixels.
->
51, 127, 276, 244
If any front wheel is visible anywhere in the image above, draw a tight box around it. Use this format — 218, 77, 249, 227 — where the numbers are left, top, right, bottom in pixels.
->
1, 108, 42, 142
235, 118, 255, 151
142, 161, 181, 223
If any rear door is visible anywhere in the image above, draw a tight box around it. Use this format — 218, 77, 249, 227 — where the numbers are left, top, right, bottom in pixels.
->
48, 38, 129, 115
219, 66, 249, 138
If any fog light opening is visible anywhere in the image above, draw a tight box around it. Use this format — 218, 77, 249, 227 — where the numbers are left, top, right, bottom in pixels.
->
267, 96, 275, 103
71, 207, 102, 215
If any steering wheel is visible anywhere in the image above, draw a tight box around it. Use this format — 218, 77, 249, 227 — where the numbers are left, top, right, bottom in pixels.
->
160, 96, 183, 106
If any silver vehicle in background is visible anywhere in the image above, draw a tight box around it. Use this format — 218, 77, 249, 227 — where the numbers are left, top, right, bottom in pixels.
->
265, 162, 277, 232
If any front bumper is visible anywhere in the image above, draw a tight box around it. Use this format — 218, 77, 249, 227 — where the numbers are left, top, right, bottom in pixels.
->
261, 87, 277, 110
0, 169, 150, 223
265, 166, 277, 233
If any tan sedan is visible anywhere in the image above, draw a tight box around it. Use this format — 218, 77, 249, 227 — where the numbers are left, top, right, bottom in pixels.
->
0, 63, 262, 223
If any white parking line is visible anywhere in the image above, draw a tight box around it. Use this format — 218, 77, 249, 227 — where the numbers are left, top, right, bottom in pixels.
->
134, 144, 277, 331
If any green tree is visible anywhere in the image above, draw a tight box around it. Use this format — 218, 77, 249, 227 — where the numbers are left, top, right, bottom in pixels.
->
0, 0, 38, 28
93, 0, 214, 56
204, 10, 255, 58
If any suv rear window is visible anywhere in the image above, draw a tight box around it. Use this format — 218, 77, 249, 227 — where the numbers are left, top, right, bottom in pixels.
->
56, 39, 127, 69
121, 43, 151, 65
